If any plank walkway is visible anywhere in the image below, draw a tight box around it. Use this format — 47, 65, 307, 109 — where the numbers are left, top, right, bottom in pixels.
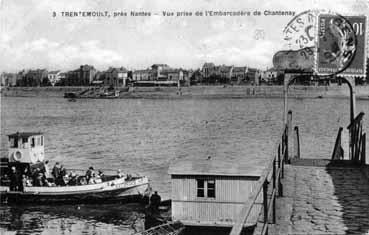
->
272, 159, 369, 235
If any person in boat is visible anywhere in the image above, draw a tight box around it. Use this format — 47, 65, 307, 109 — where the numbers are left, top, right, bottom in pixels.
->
42, 160, 51, 178
85, 166, 94, 182
21, 174, 27, 192
94, 173, 102, 184
98, 170, 105, 181
56, 165, 67, 186
9, 166, 19, 191
68, 172, 78, 186
116, 169, 126, 179
32, 168, 41, 186
33, 171, 44, 187
52, 162, 61, 180
78, 176, 87, 185
150, 191, 161, 211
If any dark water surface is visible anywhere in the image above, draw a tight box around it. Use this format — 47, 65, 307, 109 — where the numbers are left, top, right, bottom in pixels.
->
1, 97, 368, 234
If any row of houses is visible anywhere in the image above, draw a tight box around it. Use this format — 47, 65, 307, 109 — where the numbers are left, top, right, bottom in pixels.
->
199, 62, 259, 84
0, 64, 193, 87
1, 63, 279, 87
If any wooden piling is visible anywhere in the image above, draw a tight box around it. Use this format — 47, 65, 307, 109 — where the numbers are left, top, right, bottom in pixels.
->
294, 126, 300, 159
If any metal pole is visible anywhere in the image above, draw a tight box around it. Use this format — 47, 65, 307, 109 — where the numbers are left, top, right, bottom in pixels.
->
346, 77, 356, 123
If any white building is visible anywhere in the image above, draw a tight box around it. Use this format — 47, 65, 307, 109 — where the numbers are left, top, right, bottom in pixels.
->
47, 71, 62, 86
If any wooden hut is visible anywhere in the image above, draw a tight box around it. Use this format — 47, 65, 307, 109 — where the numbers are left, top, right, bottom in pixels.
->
168, 159, 263, 228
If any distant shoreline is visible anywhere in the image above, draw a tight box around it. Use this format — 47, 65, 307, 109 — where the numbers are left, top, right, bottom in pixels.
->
1, 85, 369, 99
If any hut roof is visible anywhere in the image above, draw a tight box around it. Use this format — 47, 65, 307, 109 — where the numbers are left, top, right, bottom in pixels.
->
168, 159, 263, 177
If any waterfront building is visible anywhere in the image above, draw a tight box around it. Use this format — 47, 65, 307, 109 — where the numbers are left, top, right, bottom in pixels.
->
64, 65, 96, 86
18, 69, 48, 87
132, 69, 152, 81
0, 72, 17, 87
47, 70, 62, 86
79, 65, 97, 85
168, 159, 263, 228
246, 68, 259, 85
259, 68, 278, 84
201, 62, 217, 78
160, 68, 184, 82
151, 64, 170, 80
231, 67, 248, 84
104, 67, 128, 87
219, 65, 234, 82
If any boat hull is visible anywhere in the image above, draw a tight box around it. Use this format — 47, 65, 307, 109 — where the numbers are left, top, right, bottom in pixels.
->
0, 177, 151, 204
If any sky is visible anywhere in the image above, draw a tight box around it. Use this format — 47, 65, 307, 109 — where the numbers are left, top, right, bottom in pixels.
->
0, 0, 368, 72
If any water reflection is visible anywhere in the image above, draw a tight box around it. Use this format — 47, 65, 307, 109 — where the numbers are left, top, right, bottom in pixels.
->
0, 203, 145, 235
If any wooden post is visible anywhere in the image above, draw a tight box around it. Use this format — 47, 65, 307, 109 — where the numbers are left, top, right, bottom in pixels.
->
287, 111, 292, 163
283, 74, 290, 124
272, 159, 276, 224
278, 174, 283, 197
361, 133, 366, 165
263, 181, 268, 224
345, 77, 356, 161
278, 144, 281, 170
294, 126, 300, 159
273, 192, 276, 224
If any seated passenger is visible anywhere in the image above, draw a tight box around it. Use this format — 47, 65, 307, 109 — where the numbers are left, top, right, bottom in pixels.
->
68, 173, 78, 186
94, 174, 102, 184
98, 170, 105, 181
88, 173, 98, 184
116, 169, 126, 179
60, 165, 67, 178
78, 176, 87, 185
34, 172, 43, 187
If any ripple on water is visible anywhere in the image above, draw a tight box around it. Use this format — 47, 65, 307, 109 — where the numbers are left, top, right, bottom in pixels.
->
1, 97, 368, 234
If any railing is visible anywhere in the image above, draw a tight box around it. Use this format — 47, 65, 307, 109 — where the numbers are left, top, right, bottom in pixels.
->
347, 112, 366, 165
331, 127, 344, 160
229, 124, 288, 235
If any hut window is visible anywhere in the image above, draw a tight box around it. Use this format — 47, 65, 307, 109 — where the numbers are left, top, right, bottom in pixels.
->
41, 136, 43, 146
207, 180, 215, 198
22, 137, 28, 144
31, 138, 35, 147
197, 179, 216, 198
197, 179, 205, 197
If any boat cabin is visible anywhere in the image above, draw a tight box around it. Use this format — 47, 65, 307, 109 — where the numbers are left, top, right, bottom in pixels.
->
168, 159, 264, 228
7, 132, 45, 164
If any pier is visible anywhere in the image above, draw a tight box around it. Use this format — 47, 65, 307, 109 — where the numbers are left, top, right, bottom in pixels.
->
228, 111, 368, 235
229, 75, 369, 235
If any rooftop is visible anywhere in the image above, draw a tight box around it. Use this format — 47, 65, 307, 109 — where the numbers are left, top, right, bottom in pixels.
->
106, 67, 128, 73
48, 70, 60, 74
168, 159, 263, 177
8, 132, 43, 138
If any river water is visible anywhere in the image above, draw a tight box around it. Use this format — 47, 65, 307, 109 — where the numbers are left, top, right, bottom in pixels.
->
0, 96, 368, 234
